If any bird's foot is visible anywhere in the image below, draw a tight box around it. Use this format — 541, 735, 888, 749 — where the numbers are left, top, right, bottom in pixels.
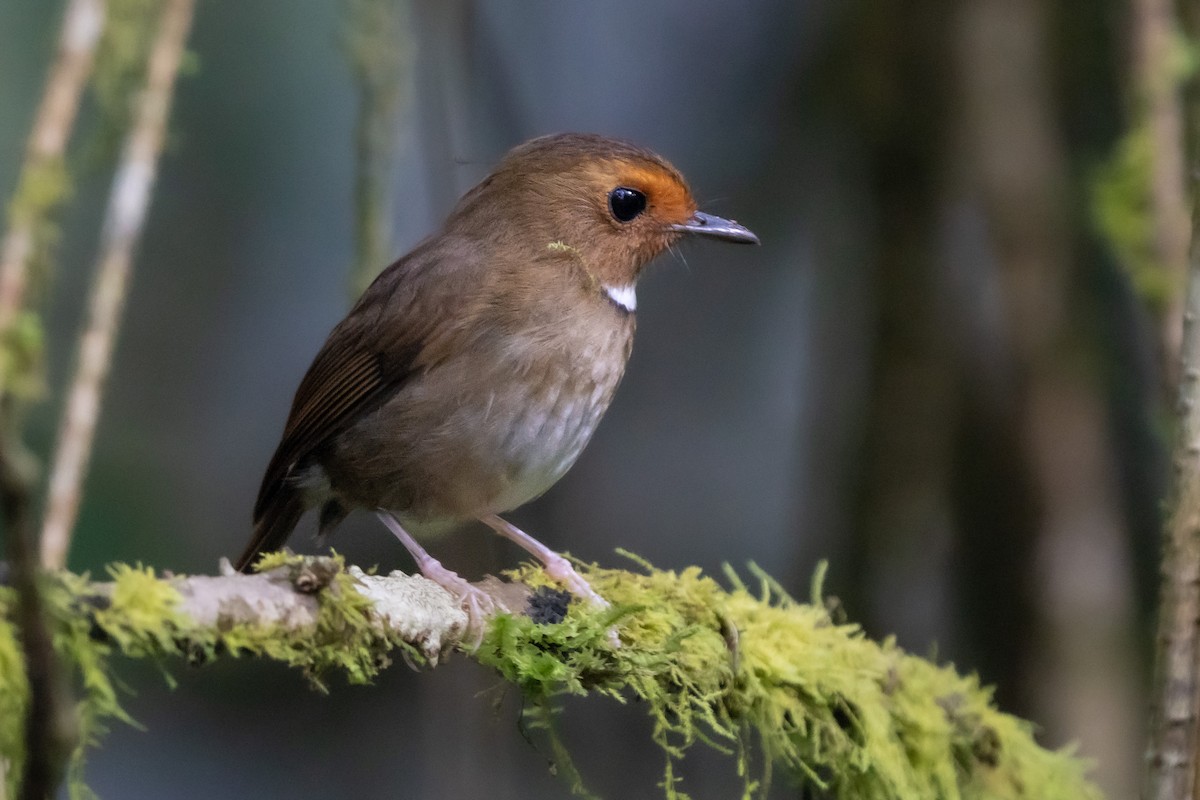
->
542, 556, 620, 648
539, 551, 609, 610
376, 509, 497, 647
478, 514, 619, 646
479, 514, 608, 606
417, 556, 498, 645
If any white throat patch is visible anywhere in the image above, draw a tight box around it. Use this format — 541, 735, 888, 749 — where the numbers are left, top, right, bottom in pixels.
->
604, 284, 637, 312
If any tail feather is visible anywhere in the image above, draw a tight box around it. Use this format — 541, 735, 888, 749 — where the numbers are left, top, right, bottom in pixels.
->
236, 489, 305, 573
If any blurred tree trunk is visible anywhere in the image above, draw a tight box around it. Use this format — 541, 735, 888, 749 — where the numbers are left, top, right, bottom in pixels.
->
955, 4, 1142, 790
826, 1, 1144, 796
831, 0, 1046, 717
832, 0, 972, 677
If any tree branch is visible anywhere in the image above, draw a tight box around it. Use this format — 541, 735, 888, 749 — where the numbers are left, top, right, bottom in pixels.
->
164, 557, 491, 663
1146, 135, 1200, 800
0, 554, 1102, 800
1144, 0, 1200, 795
39, 0, 195, 571
0, 7, 113, 794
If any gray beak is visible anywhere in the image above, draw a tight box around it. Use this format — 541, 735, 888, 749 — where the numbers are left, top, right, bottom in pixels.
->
670, 211, 760, 245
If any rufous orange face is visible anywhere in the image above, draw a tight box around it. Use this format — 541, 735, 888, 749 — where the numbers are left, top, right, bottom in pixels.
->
589, 159, 698, 230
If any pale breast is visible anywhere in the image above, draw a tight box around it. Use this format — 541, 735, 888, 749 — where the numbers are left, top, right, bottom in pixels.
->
487, 336, 627, 512
325, 306, 634, 524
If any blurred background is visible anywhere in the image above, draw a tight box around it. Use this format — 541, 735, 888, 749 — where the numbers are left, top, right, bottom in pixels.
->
0, 0, 1169, 797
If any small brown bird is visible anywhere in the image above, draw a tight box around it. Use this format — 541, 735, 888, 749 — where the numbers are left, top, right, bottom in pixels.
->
237, 133, 757, 617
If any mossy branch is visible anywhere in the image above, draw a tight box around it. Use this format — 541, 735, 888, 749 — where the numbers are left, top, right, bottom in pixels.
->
0, 553, 1102, 800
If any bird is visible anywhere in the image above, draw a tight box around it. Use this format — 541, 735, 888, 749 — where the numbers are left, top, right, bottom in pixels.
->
236, 132, 758, 622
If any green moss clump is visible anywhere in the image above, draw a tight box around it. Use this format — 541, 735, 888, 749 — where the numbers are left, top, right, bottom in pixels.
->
1090, 28, 1197, 317
90, 0, 169, 162
477, 556, 1102, 800
1, 154, 66, 395
1091, 125, 1167, 311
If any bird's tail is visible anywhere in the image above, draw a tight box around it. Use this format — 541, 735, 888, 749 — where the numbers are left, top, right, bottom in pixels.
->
236, 488, 304, 573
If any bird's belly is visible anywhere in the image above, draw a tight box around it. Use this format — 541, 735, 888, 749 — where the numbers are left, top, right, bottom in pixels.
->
486, 380, 612, 512
328, 333, 629, 523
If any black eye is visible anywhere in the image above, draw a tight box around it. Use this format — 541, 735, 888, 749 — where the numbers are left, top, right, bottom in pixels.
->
608, 187, 647, 223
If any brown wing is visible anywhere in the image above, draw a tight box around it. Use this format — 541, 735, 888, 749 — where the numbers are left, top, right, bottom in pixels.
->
237, 235, 486, 571
238, 317, 416, 571
238, 281, 417, 573
251, 276, 434, 525
253, 344, 386, 519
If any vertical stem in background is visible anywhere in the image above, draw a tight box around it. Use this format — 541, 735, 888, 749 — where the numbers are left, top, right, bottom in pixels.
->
0, 0, 106, 327
958, 0, 1139, 796
343, 0, 411, 298
839, 0, 962, 668
0, 2, 108, 795
1134, 0, 1191, 384
1148, 465, 1200, 799
3, 445, 75, 800
1143, 1, 1200, 798
39, 0, 195, 570
1145, 31, 1200, 798
0, 0, 106, 391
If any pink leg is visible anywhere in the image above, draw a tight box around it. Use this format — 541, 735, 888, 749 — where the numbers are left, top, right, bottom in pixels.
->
376, 511, 496, 634
479, 514, 609, 608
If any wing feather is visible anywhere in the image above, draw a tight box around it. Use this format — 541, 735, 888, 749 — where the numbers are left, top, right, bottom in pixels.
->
250, 235, 480, 530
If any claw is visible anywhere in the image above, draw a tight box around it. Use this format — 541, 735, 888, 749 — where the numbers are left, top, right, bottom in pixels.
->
376, 510, 498, 647
417, 555, 497, 647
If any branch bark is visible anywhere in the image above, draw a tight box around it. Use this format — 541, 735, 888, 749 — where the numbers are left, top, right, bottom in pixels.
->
0, 6, 111, 793
39, 0, 195, 570
1133, 0, 1190, 382
1146, 152, 1200, 800
1144, 0, 1200, 794
157, 559, 483, 661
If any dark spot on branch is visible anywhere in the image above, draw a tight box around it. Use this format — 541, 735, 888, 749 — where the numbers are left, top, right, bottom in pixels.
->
526, 586, 572, 624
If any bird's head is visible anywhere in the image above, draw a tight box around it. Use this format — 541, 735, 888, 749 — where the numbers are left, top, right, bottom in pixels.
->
448, 133, 758, 308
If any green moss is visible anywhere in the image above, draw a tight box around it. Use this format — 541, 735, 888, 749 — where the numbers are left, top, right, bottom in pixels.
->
0, 572, 139, 800
1, 154, 66, 395
84, 554, 421, 689
1090, 28, 1198, 317
477, 557, 1102, 800
1091, 125, 1168, 311
90, 0, 168, 162
6, 158, 70, 229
